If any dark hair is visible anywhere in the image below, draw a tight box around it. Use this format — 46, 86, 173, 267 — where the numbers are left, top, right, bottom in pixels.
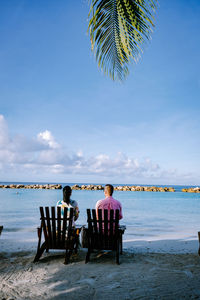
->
105, 184, 114, 196
63, 185, 72, 203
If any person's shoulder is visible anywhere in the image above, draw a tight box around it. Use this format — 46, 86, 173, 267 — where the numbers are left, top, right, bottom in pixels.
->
57, 200, 62, 206
112, 197, 122, 206
70, 199, 78, 207
96, 198, 105, 208
96, 198, 105, 203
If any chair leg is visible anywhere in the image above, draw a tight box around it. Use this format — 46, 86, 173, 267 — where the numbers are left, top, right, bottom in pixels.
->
198, 232, 200, 256
116, 239, 120, 265
85, 236, 91, 263
64, 249, 73, 264
85, 249, 91, 263
120, 234, 123, 255
64, 250, 69, 264
33, 243, 46, 262
0, 226, 3, 236
74, 235, 79, 254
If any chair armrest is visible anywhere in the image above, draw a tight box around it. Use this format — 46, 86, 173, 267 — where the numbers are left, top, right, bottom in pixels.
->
76, 224, 87, 228
119, 225, 126, 234
0, 226, 3, 236
72, 225, 84, 235
37, 227, 42, 238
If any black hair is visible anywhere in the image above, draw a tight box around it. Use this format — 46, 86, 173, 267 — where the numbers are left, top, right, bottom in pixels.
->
63, 185, 72, 203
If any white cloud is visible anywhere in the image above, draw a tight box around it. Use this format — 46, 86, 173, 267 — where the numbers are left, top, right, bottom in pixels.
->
37, 130, 60, 149
0, 115, 10, 147
0, 115, 198, 184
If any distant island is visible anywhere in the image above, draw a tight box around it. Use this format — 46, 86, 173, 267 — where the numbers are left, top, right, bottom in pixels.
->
0, 183, 199, 193
0, 184, 62, 190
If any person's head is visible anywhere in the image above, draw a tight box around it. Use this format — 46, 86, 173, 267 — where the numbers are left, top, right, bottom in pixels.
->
104, 184, 114, 197
63, 185, 72, 203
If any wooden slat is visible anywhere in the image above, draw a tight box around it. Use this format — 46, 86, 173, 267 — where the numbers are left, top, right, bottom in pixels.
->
87, 209, 92, 230
51, 207, 56, 247
98, 209, 103, 233
110, 209, 114, 243
68, 208, 73, 229
92, 209, 99, 247
104, 209, 108, 248
115, 209, 119, 238
62, 207, 67, 244
45, 207, 52, 248
98, 209, 103, 247
57, 206, 61, 245
92, 209, 98, 234
40, 207, 48, 244
87, 209, 92, 248
66, 208, 73, 244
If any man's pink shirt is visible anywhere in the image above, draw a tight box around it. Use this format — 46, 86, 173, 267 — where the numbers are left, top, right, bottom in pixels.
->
95, 196, 123, 220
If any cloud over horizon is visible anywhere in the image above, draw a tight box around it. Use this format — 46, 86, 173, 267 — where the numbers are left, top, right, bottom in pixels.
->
0, 115, 197, 184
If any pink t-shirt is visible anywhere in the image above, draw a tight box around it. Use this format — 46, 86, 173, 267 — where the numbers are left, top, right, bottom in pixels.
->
95, 196, 123, 220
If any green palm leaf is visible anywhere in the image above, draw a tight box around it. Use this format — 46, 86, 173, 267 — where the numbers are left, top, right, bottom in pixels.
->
88, 0, 158, 81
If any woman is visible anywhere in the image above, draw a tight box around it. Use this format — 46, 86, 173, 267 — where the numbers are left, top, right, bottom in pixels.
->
57, 185, 79, 225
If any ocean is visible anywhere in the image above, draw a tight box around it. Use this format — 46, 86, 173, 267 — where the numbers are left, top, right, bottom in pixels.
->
0, 183, 200, 252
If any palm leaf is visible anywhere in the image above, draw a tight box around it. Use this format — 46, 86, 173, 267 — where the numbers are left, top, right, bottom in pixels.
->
88, 0, 158, 81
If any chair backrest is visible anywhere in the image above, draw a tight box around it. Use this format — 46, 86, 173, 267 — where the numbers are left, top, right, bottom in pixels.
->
39, 206, 74, 249
87, 209, 119, 249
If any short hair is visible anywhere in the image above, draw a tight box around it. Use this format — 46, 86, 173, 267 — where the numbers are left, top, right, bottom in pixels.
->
63, 185, 72, 202
105, 184, 114, 196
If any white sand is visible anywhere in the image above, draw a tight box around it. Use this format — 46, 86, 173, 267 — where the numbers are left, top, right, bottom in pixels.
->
1, 238, 200, 300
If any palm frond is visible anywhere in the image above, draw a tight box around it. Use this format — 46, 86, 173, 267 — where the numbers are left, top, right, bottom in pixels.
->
88, 0, 158, 81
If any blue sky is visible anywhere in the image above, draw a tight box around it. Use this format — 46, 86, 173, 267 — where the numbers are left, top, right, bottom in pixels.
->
0, 0, 199, 185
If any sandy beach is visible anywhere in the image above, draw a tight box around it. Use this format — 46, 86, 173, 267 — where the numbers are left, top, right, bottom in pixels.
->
1, 186, 200, 299
1, 238, 200, 300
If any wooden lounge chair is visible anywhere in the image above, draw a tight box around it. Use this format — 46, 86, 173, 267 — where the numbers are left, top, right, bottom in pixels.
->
34, 207, 81, 264
0, 226, 3, 236
85, 209, 126, 264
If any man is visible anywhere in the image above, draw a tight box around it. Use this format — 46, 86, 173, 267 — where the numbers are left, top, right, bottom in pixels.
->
95, 184, 123, 220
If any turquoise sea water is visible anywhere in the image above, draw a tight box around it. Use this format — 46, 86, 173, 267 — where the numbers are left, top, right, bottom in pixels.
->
0, 184, 200, 250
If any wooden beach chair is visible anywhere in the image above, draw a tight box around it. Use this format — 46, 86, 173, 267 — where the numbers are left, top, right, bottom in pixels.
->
33, 207, 81, 264
85, 209, 126, 264
0, 226, 3, 236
